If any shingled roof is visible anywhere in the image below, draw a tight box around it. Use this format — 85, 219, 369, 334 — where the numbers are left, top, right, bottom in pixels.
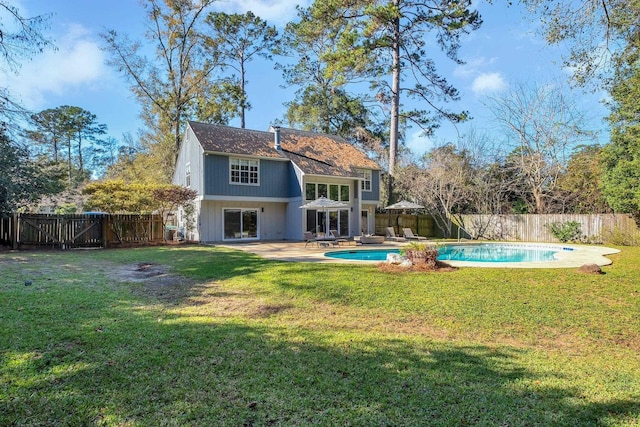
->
189, 121, 284, 159
188, 121, 380, 178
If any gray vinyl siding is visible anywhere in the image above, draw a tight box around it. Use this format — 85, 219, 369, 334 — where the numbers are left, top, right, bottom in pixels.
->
362, 170, 380, 201
203, 154, 300, 198
198, 200, 288, 242
172, 126, 204, 195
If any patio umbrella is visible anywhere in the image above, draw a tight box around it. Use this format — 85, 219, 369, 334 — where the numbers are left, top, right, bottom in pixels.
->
383, 200, 424, 236
299, 196, 347, 238
384, 200, 424, 210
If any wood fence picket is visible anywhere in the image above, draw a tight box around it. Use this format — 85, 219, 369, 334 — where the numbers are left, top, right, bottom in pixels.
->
0, 213, 164, 249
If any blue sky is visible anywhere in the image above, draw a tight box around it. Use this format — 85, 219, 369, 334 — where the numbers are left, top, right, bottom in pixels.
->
5, 0, 610, 156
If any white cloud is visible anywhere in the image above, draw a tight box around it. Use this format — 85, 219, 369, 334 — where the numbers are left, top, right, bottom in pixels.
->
405, 129, 434, 157
213, 0, 312, 26
471, 72, 507, 95
454, 56, 497, 78
0, 23, 108, 109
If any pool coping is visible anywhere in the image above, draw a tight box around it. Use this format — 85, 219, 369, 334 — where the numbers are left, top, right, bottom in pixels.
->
217, 241, 620, 268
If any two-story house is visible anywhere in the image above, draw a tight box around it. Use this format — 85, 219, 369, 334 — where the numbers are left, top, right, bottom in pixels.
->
172, 121, 382, 242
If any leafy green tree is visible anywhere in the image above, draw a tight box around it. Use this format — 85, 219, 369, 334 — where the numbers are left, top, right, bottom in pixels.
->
27, 108, 67, 163
285, 86, 372, 139
556, 145, 611, 213
83, 181, 197, 224
601, 61, 640, 219
27, 106, 107, 186
83, 180, 158, 213
0, 131, 63, 213
60, 105, 107, 174
300, 0, 481, 199
278, 6, 375, 141
83, 181, 194, 243
203, 11, 278, 128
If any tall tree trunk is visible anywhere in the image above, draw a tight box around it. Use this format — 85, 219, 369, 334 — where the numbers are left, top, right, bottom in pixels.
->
77, 132, 83, 173
67, 136, 72, 186
53, 138, 58, 163
174, 109, 181, 161
388, 0, 401, 203
240, 56, 246, 129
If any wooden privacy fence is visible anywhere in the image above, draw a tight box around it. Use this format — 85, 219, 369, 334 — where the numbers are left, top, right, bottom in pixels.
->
457, 213, 637, 242
0, 213, 164, 250
375, 213, 435, 237
374, 212, 637, 242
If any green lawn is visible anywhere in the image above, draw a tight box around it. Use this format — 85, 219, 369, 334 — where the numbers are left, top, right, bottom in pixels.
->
1, 245, 639, 426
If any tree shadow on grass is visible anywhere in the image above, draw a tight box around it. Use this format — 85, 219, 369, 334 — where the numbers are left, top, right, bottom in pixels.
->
3, 308, 639, 426
2, 247, 639, 425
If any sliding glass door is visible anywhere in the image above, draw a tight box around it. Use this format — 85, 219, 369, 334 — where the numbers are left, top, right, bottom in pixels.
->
223, 209, 258, 240
306, 209, 349, 236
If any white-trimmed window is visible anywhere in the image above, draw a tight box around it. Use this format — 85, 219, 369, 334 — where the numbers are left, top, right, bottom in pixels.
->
305, 182, 350, 201
230, 157, 259, 185
185, 162, 191, 187
358, 169, 372, 192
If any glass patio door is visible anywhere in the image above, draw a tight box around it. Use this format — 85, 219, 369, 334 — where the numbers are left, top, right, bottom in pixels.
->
306, 209, 349, 236
361, 210, 369, 235
223, 209, 258, 240
329, 210, 349, 236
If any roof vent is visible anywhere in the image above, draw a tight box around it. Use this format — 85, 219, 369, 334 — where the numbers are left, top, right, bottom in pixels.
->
273, 126, 281, 150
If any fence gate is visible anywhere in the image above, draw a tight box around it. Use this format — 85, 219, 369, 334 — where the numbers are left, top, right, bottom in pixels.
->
18, 214, 105, 249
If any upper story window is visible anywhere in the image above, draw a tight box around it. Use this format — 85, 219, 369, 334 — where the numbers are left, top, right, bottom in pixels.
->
230, 157, 259, 185
358, 169, 372, 192
185, 162, 191, 187
305, 182, 350, 202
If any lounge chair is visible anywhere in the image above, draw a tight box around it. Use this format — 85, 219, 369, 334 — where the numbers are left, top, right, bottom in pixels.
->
329, 229, 349, 246
385, 227, 406, 242
303, 231, 317, 247
403, 228, 427, 241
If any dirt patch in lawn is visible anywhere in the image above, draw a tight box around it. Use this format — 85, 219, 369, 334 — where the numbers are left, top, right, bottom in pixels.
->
114, 262, 202, 304
111, 262, 294, 318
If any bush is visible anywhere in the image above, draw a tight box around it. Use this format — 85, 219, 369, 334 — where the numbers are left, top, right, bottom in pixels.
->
545, 220, 583, 243
600, 225, 640, 246
401, 242, 439, 270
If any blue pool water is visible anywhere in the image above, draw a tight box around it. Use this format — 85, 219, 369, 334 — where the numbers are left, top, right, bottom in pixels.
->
325, 244, 571, 263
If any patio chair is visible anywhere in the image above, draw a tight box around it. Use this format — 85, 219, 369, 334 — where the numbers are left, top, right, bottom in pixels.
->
303, 231, 317, 247
403, 228, 427, 241
330, 229, 349, 246
385, 227, 406, 242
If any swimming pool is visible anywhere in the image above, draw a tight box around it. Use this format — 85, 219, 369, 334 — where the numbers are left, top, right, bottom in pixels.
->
324, 243, 573, 263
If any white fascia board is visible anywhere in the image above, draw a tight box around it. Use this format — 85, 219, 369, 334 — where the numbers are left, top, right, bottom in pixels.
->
203, 150, 289, 162
200, 195, 291, 203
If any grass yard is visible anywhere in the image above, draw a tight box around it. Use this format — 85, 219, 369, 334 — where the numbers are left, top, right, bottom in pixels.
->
1, 244, 639, 426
